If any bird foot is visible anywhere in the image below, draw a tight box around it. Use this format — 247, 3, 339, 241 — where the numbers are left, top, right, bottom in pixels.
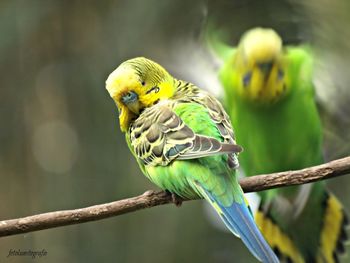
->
166, 191, 183, 207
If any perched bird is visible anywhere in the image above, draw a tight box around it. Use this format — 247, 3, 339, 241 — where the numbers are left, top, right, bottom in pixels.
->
215, 28, 348, 263
106, 57, 279, 263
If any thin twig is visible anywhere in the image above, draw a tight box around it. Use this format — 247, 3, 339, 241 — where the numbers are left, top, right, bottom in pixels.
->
1, 156, 349, 238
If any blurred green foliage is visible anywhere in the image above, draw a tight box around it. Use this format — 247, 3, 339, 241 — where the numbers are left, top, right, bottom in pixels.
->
0, 0, 349, 262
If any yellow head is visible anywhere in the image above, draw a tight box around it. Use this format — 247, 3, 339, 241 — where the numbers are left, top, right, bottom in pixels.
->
106, 57, 174, 132
234, 28, 289, 103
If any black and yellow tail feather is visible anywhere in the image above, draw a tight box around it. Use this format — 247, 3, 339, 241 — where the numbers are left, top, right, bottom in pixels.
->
318, 194, 349, 263
256, 210, 305, 263
255, 192, 349, 263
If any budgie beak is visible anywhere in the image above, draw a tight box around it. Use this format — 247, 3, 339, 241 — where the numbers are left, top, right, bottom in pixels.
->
127, 100, 141, 114
258, 61, 273, 77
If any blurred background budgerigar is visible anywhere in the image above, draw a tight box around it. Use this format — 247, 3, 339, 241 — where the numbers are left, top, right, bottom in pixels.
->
209, 26, 349, 263
1, 0, 350, 262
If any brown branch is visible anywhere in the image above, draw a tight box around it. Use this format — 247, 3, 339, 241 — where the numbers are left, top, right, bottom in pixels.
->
1, 156, 350, 238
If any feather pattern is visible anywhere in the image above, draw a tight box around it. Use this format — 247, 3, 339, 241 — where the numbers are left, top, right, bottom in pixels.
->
172, 80, 240, 168
129, 99, 242, 166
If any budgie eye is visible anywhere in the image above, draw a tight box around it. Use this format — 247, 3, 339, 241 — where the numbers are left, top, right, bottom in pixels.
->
243, 72, 252, 87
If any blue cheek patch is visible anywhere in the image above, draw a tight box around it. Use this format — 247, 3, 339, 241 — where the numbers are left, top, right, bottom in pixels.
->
243, 72, 252, 88
122, 91, 138, 104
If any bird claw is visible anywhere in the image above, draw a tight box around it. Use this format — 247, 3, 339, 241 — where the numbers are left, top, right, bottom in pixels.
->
166, 191, 183, 207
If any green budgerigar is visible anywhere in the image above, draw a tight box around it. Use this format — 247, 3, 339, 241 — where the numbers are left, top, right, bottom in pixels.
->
106, 57, 279, 263
216, 28, 348, 263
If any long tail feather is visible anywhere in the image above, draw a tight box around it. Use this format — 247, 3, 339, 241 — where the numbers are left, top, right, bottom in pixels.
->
195, 183, 279, 263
